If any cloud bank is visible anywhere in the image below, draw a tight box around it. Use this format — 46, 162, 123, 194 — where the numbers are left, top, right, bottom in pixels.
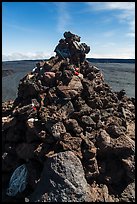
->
2, 52, 55, 61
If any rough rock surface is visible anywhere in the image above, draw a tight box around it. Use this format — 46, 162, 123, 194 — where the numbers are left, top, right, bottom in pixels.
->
2, 31, 135, 202
28, 151, 93, 202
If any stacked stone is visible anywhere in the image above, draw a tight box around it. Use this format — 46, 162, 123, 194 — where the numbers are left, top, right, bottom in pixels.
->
2, 32, 135, 202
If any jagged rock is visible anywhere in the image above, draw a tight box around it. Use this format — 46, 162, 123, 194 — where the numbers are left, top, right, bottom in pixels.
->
56, 75, 83, 99
42, 71, 56, 87
87, 96, 103, 109
28, 151, 93, 202
126, 121, 135, 140
26, 118, 47, 143
50, 122, 66, 140
85, 157, 99, 180
96, 129, 111, 151
122, 156, 135, 180
64, 118, 83, 134
90, 183, 115, 202
117, 89, 126, 100
12, 104, 36, 119
2, 116, 16, 130
119, 182, 135, 202
2, 100, 14, 116
106, 124, 125, 138
81, 115, 96, 128
110, 135, 135, 156
26, 118, 39, 134
57, 101, 75, 119
59, 133, 82, 159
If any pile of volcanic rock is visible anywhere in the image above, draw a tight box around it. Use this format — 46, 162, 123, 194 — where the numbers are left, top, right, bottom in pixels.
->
2, 32, 135, 202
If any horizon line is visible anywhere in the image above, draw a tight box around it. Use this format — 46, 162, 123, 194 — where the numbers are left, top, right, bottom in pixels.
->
2, 57, 135, 62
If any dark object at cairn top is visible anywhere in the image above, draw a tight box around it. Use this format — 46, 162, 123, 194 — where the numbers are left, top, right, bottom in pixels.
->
54, 31, 90, 66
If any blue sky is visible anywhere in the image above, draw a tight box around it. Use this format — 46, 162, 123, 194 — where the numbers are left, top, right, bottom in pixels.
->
2, 2, 135, 61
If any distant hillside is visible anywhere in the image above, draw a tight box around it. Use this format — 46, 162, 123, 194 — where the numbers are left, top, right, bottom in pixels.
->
87, 58, 135, 63
2, 58, 135, 64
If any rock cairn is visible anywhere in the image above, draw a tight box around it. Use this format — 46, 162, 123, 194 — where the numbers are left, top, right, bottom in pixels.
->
2, 31, 135, 202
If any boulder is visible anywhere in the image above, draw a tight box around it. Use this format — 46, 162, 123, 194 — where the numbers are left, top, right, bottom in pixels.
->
28, 151, 93, 202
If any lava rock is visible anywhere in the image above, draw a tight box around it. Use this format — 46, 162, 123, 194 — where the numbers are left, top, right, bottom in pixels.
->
2, 31, 135, 202
28, 151, 93, 202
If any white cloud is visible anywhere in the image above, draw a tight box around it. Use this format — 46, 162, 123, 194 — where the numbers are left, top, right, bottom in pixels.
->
87, 46, 135, 59
86, 2, 134, 11
86, 2, 135, 36
87, 52, 134, 59
55, 3, 71, 33
2, 51, 55, 61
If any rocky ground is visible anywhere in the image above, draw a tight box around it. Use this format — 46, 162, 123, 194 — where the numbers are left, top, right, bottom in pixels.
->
2, 32, 135, 202
2, 69, 15, 77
